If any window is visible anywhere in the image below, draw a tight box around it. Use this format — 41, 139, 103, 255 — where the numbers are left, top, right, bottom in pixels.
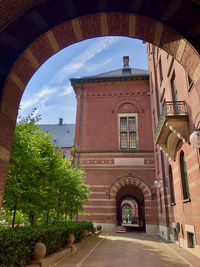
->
159, 57, 163, 84
159, 192, 163, 213
187, 232, 195, 248
187, 74, 193, 92
180, 151, 190, 201
160, 88, 165, 104
169, 165, 175, 204
171, 74, 178, 102
119, 114, 137, 149
122, 68, 131, 75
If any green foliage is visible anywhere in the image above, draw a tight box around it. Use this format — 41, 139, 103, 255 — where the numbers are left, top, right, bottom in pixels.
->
0, 208, 29, 226
3, 109, 89, 226
0, 221, 93, 266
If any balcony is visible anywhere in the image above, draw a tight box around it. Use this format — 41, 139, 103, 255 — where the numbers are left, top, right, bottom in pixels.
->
155, 101, 189, 161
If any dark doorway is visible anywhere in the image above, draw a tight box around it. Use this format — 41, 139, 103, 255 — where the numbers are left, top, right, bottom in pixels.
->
116, 184, 145, 231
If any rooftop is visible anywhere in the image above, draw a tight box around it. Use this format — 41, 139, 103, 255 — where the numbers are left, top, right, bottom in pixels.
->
39, 118, 75, 148
70, 56, 149, 86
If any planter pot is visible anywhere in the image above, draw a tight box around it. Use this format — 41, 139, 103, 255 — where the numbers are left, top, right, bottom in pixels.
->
91, 227, 96, 234
67, 233, 75, 246
32, 242, 46, 260
97, 225, 102, 231
82, 229, 89, 238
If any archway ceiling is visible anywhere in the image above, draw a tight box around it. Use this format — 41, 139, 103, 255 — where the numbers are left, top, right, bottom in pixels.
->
116, 184, 144, 204
0, 0, 200, 98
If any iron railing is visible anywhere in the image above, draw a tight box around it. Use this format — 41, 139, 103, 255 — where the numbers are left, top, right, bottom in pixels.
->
155, 101, 188, 139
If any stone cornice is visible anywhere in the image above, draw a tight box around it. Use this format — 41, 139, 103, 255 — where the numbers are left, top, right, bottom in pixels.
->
70, 75, 149, 87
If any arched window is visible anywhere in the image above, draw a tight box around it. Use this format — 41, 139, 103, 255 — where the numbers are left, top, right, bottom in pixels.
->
169, 165, 175, 204
180, 151, 190, 200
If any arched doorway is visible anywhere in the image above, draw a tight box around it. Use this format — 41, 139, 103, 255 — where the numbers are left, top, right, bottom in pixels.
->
121, 199, 138, 225
116, 185, 145, 231
0, 3, 200, 205
108, 176, 158, 234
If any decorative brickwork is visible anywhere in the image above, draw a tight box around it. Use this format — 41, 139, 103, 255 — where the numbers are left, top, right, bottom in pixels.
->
109, 176, 153, 200
0, 3, 199, 233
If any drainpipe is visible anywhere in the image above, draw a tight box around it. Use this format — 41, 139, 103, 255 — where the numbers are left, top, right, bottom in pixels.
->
161, 152, 170, 231
77, 86, 84, 168
152, 46, 160, 120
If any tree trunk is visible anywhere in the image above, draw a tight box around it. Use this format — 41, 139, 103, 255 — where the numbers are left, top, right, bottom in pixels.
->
31, 212, 37, 226
46, 210, 49, 223
65, 208, 68, 221
12, 204, 17, 228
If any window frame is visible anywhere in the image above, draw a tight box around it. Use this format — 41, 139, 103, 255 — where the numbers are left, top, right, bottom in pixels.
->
169, 165, 176, 205
158, 56, 163, 85
118, 113, 138, 150
180, 151, 190, 201
187, 74, 194, 92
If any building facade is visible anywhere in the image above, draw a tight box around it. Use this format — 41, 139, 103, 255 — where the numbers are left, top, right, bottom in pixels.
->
147, 43, 200, 256
70, 57, 159, 233
39, 118, 75, 159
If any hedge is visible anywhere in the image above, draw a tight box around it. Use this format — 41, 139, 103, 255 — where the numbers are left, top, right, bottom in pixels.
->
0, 221, 93, 267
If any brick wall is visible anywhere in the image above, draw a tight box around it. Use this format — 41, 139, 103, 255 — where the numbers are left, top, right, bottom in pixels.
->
148, 43, 200, 252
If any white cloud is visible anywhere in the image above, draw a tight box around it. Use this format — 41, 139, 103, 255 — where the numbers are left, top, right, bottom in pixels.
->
54, 37, 120, 83
21, 85, 60, 110
60, 84, 74, 96
84, 58, 113, 73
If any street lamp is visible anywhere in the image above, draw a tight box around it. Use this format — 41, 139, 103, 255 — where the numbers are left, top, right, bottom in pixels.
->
189, 128, 200, 148
154, 178, 168, 188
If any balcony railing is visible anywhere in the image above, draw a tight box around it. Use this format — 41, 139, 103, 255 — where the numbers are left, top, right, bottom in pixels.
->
155, 101, 188, 139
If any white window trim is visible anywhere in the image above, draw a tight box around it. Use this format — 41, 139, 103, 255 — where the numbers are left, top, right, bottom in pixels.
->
118, 113, 139, 150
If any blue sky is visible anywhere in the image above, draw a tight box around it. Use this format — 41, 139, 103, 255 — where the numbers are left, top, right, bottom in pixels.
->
20, 37, 148, 124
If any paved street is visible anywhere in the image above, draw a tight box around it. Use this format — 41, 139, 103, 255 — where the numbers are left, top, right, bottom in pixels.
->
56, 232, 200, 267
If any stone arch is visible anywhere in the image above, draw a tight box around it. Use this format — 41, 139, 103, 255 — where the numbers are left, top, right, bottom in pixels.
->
108, 175, 154, 200
121, 199, 136, 210
0, 10, 200, 205
114, 99, 139, 113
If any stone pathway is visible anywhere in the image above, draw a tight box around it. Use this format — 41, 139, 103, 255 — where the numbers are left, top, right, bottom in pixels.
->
55, 232, 200, 267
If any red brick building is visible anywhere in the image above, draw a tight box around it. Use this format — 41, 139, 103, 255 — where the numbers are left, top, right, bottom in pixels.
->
70, 57, 159, 233
147, 43, 200, 256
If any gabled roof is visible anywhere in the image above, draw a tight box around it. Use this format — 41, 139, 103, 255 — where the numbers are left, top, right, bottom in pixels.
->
39, 123, 75, 148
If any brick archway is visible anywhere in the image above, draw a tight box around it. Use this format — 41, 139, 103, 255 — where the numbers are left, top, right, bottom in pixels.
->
121, 199, 138, 221
108, 175, 154, 200
0, 11, 200, 205
108, 176, 158, 231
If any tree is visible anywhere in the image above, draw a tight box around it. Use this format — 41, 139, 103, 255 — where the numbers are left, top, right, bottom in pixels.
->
3, 109, 89, 226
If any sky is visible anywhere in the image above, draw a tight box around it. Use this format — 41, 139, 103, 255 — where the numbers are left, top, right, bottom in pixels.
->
19, 37, 148, 124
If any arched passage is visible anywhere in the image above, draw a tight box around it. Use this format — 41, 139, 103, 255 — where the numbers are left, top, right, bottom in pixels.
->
0, 6, 200, 205
117, 185, 144, 229
121, 199, 138, 224
108, 176, 158, 233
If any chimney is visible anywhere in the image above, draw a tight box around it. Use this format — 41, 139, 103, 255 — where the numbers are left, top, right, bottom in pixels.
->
59, 118, 63, 126
123, 56, 129, 68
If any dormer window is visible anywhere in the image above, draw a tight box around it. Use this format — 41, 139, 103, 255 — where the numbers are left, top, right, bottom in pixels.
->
122, 68, 131, 75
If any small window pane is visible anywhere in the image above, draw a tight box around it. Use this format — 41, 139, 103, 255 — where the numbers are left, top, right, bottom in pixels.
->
128, 117, 136, 130
183, 155, 190, 199
120, 118, 127, 131
120, 132, 127, 148
129, 132, 136, 148
180, 151, 190, 200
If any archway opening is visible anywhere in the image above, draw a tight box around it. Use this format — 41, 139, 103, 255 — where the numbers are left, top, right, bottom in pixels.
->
0, 10, 200, 206
121, 198, 138, 225
116, 184, 145, 231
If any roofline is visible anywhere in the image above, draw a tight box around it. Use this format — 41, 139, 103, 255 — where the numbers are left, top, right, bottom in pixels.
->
70, 75, 149, 88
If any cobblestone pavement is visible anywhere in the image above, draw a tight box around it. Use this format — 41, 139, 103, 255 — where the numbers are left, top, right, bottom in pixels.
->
56, 232, 200, 267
